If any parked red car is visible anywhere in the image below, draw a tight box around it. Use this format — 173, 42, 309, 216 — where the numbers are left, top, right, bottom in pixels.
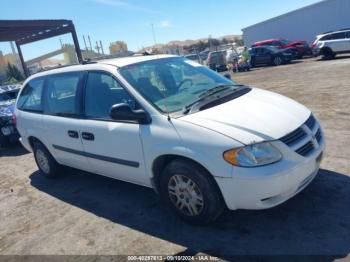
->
252, 39, 312, 58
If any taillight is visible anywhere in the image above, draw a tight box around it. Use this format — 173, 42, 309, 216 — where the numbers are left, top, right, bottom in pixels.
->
311, 40, 317, 49
12, 113, 17, 127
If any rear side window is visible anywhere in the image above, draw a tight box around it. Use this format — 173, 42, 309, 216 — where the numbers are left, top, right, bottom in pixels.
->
45, 72, 82, 116
331, 32, 346, 40
17, 78, 44, 112
321, 32, 346, 41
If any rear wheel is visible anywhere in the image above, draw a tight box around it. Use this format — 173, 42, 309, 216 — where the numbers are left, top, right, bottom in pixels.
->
159, 159, 225, 224
273, 56, 282, 66
250, 58, 255, 68
33, 141, 61, 178
322, 48, 335, 60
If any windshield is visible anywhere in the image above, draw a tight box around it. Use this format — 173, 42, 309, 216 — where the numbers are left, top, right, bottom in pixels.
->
0, 92, 17, 101
119, 57, 236, 113
0, 94, 11, 102
185, 55, 198, 60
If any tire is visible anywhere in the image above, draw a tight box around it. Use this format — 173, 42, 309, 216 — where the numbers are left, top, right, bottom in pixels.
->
273, 56, 282, 66
159, 159, 225, 224
33, 141, 61, 178
322, 48, 335, 60
250, 59, 255, 68
0, 134, 8, 148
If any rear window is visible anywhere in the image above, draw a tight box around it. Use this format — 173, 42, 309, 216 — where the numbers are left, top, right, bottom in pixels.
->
17, 78, 44, 112
45, 72, 83, 116
320, 34, 332, 41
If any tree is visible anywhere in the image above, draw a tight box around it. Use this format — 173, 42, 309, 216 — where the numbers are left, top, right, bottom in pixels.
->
233, 37, 244, 47
6, 63, 24, 82
221, 38, 229, 45
210, 38, 220, 47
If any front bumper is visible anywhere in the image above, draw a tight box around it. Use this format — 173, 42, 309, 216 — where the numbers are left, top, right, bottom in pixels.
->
0, 125, 20, 144
312, 48, 320, 56
215, 140, 324, 210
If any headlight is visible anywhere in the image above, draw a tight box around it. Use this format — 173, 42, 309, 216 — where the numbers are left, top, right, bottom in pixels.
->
223, 142, 282, 167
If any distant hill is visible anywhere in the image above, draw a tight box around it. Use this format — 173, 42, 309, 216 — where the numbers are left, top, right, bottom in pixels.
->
142, 34, 242, 51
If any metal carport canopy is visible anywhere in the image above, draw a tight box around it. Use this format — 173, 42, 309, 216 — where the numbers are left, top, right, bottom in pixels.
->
0, 19, 83, 77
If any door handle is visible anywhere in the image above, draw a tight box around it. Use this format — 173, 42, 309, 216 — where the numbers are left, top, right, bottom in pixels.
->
68, 130, 79, 138
82, 132, 94, 141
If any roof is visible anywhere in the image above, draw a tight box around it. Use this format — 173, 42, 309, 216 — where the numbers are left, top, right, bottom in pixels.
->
317, 28, 350, 37
23, 54, 178, 80
0, 20, 75, 45
253, 38, 283, 44
242, 0, 332, 31
97, 54, 176, 67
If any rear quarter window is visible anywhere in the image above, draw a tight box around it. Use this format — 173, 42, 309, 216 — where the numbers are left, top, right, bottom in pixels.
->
331, 32, 346, 40
17, 78, 44, 112
320, 34, 332, 41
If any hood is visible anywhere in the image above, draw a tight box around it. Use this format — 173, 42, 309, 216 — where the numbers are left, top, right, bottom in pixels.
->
0, 100, 15, 117
180, 88, 310, 145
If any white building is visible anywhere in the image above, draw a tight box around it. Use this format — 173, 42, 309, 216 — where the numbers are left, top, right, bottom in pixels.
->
242, 0, 350, 46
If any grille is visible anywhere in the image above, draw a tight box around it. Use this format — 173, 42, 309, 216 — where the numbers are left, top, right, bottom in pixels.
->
315, 128, 322, 143
280, 127, 306, 146
295, 141, 314, 156
304, 114, 316, 130
279, 114, 321, 157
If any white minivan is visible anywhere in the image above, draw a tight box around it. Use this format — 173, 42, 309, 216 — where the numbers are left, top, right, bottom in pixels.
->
15, 55, 324, 223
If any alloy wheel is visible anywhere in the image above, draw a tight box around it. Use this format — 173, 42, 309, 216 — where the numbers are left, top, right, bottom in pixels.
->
168, 174, 204, 216
274, 56, 282, 66
36, 149, 50, 174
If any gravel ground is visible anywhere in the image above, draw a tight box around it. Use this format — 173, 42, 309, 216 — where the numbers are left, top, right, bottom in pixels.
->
0, 56, 349, 260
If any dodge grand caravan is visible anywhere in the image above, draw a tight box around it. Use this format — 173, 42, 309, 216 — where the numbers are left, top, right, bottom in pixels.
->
16, 55, 324, 223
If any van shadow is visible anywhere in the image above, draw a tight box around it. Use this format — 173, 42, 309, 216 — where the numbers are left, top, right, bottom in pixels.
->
0, 143, 29, 157
316, 55, 350, 61
29, 169, 350, 260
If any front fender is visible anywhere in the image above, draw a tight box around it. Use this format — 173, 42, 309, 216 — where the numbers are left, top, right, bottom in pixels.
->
140, 115, 238, 181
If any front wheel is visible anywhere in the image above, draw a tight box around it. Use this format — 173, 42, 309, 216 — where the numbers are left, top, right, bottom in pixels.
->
159, 159, 225, 224
322, 48, 335, 60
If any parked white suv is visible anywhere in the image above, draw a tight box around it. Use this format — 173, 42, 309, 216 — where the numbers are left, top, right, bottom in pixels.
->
15, 55, 324, 223
312, 29, 350, 59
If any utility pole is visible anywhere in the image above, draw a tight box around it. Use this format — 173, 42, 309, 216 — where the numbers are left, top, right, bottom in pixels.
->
151, 23, 157, 45
100, 41, 105, 55
209, 34, 212, 51
88, 35, 93, 51
95, 41, 101, 54
83, 35, 88, 51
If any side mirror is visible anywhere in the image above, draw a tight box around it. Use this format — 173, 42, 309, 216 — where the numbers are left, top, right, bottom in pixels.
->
109, 103, 151, 124
224, 73, 231, 80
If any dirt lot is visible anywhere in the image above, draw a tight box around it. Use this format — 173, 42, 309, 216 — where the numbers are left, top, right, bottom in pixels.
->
0, 56, 350, 260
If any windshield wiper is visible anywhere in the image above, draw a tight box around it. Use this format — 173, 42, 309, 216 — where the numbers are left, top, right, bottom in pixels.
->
198, 84, 236, 98
182, 84, 244, 114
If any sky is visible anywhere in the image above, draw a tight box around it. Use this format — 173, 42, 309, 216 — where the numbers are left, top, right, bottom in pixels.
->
0, 0, 320, 60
